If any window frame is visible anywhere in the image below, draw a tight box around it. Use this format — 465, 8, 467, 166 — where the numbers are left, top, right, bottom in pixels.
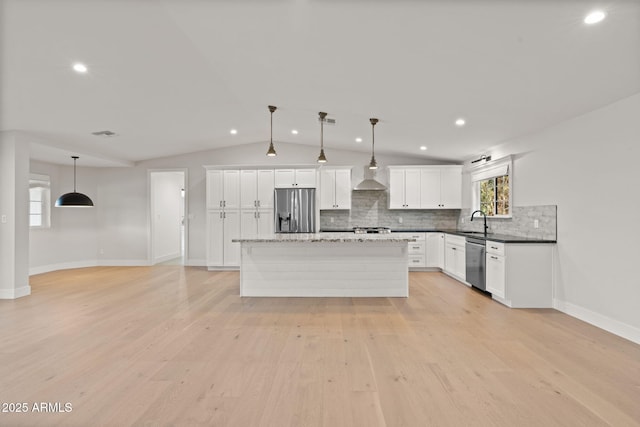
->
471, 156, 512, 219
29, 173, 51, 229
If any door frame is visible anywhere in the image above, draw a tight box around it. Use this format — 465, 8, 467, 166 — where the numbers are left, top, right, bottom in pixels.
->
148, 168, 189, 265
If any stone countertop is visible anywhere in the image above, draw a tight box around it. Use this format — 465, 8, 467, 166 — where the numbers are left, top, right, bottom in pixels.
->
232, 233, 416, 243
319, 229, 556, 244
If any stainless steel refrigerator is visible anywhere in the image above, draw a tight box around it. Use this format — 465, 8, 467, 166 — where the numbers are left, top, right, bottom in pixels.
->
274, 188, 316, 233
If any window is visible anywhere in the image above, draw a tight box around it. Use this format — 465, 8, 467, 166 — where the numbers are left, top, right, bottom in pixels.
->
29, 174, 51, 228
479, 174, 510, 216
471, 156, 512, 218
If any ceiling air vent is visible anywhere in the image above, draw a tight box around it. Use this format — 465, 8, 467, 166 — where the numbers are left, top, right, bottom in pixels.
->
91, 130, 117, 137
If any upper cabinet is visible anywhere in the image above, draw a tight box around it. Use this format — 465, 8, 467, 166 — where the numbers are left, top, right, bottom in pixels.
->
206, 169, 240, 210
274, 169, 317, 188
320, 167, 352, 210
241, 169, 275, 209
388, 168, 421, 209
388, 165, 462, 210
420, 166, 462, 209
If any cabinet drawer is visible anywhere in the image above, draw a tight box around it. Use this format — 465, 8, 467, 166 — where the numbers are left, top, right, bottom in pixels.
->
394, 232, 426, 241
445, 233, 465, 247
409, 256, 426, 267
486, 240, 505, 256
408, 242, 425, 254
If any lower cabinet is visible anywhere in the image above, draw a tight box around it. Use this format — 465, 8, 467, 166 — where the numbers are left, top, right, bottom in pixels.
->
425, 233, 444, 268
444, 234, 466, 282
207, 210, 241, 268
485, 240, 553, 308
393, 232, 426, 268
486, 242, 506, 298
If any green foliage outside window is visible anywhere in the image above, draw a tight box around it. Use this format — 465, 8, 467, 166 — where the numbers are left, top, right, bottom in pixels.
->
480, 175, 509, 216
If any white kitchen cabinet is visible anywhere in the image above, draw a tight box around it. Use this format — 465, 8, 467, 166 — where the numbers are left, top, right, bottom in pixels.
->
444, 234, 466, 281
206, 169, 240, 210
274, 169, 317, 188
241, 169, 275, 209
394, 232, 426, 268
486, 252, 506, 299
388, 167, 421, 209
425, 232, 445, 268
320, 168, 352, 210
420, 166, 462, 209
485, 240, 553, 308
207, 210, 241, 267
241, 209, 274, 239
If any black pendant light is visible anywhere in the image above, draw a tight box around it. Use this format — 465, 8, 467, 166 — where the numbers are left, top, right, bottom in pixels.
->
266, 105, 277, 157
55, 156, 94, 207
368, 118, 379, 170
317, 111, 328, 163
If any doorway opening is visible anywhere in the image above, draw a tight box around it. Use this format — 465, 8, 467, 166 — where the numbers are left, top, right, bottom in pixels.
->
149, 170, 188, 265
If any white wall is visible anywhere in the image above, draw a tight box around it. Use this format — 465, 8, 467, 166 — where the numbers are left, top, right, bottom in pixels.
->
1, 132, 30, 298
28, 160, 99, 274
466, 93, 640, 342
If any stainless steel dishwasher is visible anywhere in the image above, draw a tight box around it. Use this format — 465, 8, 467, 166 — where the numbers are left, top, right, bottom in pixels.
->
465, 237, 486, 291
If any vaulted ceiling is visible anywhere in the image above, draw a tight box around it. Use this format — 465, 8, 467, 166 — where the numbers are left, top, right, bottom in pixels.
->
2, 0, 639, 166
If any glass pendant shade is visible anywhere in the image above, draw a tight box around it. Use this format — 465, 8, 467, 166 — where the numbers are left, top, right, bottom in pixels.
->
266, 105, 277, 157
55, 156, 94, 207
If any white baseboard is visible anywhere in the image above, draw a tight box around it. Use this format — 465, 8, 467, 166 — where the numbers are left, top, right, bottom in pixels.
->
0, 285, 31, 299
186, 258, 206, 267
152, 253, 181, 264
29, 260, 97, 276
98, 259, 150, 267
553, 299, 640, 345
30, 259, 151, 275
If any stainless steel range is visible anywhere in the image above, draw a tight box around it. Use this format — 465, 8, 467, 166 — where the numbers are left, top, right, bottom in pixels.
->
352, 226, 391, 234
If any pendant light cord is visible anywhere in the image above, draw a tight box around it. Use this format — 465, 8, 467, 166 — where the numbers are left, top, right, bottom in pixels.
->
72, 156, 79, 192
270, 110, 273, 144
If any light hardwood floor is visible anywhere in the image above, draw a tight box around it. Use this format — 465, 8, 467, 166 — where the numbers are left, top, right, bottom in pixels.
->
0, 267, 638, 426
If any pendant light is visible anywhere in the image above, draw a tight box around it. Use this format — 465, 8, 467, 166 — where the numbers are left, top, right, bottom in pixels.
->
266, 105, 277, 157
317, 111, 328, 163
368, 118, 379, 169
55, 156, 94, 207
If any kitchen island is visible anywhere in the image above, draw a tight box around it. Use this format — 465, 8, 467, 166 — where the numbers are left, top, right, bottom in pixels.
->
232, 233, 414, 297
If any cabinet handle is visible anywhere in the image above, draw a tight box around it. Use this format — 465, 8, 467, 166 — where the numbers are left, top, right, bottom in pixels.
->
254, 212, 257, 218
219, 212, 223, 218
254, 200, 257, 207
223, 212, 226, 219
257, 200, 260, 207
490, 246, 498, 250
412, 246, 420, 250
490, 256, 498, 260
452, 247, 457, 251
223, 200, 226, 207
219, 200, 223, 208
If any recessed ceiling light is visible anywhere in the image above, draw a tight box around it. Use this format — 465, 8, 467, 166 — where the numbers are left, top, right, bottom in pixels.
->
72, 63, 88, 73
291, 130, 298, 135
420, 146, 427, 151
355, 137, 362, 143
230, 129, 238, 135
455, 118, 466, 127
584, 10, 606, 24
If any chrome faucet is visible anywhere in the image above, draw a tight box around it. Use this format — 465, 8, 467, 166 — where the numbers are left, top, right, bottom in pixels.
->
471, 210, 488, 235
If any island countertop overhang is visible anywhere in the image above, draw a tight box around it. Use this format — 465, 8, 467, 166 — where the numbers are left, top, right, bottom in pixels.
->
232, 234, 416, 244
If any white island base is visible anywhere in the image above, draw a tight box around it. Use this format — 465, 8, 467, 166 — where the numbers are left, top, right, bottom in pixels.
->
236, 238, 410, 297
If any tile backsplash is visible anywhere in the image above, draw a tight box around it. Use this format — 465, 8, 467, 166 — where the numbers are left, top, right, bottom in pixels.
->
457, 205, 557, 240
319, 190, 557, 240
319, 191, 459, 230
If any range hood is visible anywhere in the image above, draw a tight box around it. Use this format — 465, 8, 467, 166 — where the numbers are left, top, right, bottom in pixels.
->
353, 166, 387, 191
